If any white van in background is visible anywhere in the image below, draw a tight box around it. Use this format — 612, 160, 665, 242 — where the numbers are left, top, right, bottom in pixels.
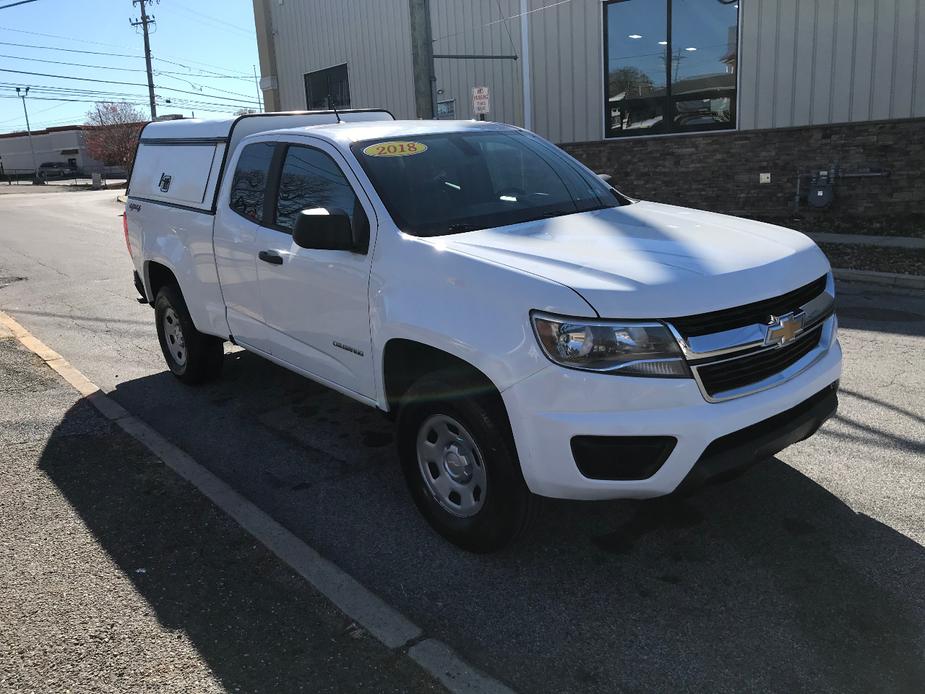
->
124, 111, 841, 552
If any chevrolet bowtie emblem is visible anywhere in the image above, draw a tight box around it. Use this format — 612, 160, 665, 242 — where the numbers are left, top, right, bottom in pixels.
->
765, 312, 805, 347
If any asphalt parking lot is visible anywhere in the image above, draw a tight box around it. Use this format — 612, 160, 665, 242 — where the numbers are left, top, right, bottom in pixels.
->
1, 190, 923, 692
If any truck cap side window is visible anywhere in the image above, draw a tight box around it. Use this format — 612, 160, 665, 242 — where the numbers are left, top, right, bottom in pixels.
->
229, 142, 275, 223
274, 145, 366, 241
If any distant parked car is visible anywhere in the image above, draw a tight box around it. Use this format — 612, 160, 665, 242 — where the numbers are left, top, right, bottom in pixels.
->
37, 162, 79, 180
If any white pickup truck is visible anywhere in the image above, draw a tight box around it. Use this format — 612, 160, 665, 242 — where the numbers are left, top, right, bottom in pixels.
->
125, 110, 841, 552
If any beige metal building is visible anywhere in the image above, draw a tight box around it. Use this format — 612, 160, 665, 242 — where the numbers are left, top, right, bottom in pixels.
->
252, 0, 925, 234
253, 0, 925, 142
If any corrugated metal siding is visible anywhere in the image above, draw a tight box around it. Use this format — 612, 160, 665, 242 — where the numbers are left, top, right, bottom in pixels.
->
528, 0, 603, 143
265, 0, 924, 142
270, 0, 417, 118
267, 0, 606, 142
430, 0, 523, 125
739, 0, 925, 129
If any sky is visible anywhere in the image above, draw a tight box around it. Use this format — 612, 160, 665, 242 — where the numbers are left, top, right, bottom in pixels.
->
0, 0, 261, 134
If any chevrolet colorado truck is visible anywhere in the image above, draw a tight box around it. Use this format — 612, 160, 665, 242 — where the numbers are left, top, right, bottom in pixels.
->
124, 110, 841, 552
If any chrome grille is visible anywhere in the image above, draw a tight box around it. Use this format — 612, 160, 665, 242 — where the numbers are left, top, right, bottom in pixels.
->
695, 326, 823, 397
666, 274, 836, 402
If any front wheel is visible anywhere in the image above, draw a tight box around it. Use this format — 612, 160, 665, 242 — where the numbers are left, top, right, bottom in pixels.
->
397, 372, 537, 552
154, 285, 224, 384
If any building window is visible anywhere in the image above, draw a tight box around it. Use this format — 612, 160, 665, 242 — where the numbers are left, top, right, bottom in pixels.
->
436, 99, 456, 120
603, 0, 738, 138
304, 64, 350, 110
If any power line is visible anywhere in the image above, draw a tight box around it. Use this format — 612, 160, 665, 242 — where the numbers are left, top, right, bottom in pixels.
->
0, 83, 255, 113
155, 72, 258, 100
0, 1, 39, 10
0, 40, 254, 80
0, 24, 255, 76
171, 6, 254, 36
0, 67, 260, 104
0, 52, 148, 73
0, 52, 259, 101
0, 92, 243, 115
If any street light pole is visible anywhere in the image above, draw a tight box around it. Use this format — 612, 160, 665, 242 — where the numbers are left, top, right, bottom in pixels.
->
15, 87, 39, 183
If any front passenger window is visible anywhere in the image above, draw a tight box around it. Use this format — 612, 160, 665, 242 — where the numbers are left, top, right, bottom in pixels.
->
275, 146, 361, 232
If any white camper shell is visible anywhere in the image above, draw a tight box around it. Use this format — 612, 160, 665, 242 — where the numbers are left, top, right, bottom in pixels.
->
128, 109, 394, 213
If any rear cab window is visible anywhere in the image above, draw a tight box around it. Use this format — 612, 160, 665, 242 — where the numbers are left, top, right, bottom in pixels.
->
229, 142, 276, 223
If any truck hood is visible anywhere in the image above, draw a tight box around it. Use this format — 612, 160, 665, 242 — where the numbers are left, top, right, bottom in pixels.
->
441, 201, 830, 318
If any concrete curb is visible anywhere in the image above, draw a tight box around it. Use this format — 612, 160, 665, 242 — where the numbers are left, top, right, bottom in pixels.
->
0, 309, 515, 694
833, 268, 925, 291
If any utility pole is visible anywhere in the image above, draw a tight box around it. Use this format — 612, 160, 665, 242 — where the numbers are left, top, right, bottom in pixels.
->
411, 0, 519, 122
15, 87, 39, 183
409, 0, 435, 119
131, 0, 158, 120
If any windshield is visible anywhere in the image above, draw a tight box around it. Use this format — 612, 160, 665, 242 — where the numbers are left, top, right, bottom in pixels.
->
350, 130, 626, 237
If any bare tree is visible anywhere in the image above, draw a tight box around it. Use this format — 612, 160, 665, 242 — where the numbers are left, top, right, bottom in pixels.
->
609, 67, 657, 98
83, 102, 148, 171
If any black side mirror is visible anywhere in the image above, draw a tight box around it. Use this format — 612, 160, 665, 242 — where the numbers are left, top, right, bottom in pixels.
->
293, 208, 355, 251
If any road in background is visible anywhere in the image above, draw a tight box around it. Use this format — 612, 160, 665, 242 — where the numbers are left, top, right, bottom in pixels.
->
1, 191, 923, 692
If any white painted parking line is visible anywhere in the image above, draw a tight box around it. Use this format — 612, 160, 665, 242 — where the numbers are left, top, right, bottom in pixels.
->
0, 308, 515, 694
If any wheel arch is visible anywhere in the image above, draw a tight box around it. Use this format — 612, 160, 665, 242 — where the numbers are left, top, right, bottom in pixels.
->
381, 338, 503, 417
144, 259, 180, 304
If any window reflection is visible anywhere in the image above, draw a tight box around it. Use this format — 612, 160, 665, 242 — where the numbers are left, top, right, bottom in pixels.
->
229, 142, 275, 222
604, 0, 738, 138
275, 146, 358, 232
605, 0, 668, 136
671, 0, 738, 131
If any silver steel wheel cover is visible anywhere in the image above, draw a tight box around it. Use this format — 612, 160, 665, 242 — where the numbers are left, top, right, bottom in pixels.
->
162, 306, 187, 367
416, 414, 487, 518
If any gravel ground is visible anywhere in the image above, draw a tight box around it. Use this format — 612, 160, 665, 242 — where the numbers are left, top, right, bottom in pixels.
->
0, 333, 442, 694
819, 242, 925, 276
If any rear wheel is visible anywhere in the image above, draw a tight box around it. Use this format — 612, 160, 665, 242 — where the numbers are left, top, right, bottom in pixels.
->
397, 371, 537, 552
154, 285, 224, 384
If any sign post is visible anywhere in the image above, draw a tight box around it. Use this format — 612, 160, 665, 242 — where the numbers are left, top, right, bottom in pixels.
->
472, 86, 490, 120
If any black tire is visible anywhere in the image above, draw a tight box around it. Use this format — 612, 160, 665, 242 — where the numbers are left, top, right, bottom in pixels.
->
154, 284, 224, 385
397, 370, 538, 553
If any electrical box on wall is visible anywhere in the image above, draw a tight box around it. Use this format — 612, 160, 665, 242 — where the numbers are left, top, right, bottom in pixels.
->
808, 172, 834, 208
759, 173, 771, 184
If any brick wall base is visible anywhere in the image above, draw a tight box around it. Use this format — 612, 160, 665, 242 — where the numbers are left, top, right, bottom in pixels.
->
561, 118, 925, 237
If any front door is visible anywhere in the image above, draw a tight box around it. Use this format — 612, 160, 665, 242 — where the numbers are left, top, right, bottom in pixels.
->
213, 141, 276, 354
255, 140, 376, 399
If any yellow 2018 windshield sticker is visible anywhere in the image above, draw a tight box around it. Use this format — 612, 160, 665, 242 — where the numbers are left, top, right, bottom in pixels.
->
362, 141, 428, 157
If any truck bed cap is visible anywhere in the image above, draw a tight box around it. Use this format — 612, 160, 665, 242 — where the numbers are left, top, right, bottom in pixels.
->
139, 109, 395, 144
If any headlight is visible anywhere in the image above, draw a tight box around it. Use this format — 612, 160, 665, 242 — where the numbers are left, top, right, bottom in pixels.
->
531, 313, 690, 378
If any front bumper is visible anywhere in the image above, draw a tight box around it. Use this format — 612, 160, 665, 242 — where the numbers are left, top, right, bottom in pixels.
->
501, 331, 842, 500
